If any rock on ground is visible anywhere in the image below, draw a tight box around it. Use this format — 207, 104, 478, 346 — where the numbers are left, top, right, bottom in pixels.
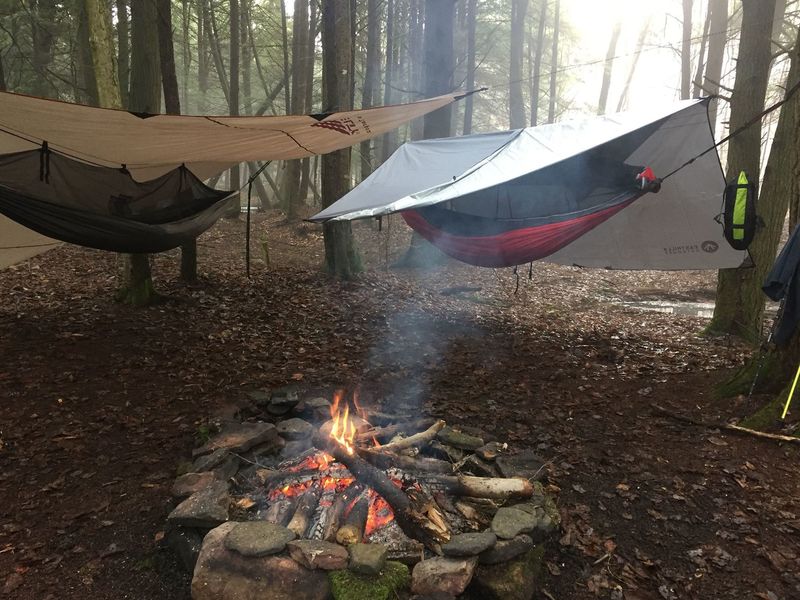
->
287, 540, 348, 570
349, 543, 387, 576
470, 545, 545, 600
410, 556, 478, 596
193, 423, 278, 457
223, 521, 295, 557
166, 481, 229, 529
192, 522, 329, 600
328, 561, 409, 600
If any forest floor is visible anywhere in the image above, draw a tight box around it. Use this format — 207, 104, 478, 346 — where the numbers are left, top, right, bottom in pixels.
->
1, 212, 799, 600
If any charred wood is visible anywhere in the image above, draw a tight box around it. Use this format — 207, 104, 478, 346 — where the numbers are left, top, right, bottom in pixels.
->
336, 492, 369, 545
287, 487, 321, 537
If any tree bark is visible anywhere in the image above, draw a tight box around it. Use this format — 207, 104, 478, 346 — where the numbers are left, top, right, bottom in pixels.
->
321, 0, 361, 278
359, 0, 381, 179
77, 2, 99, 105
117, 0, 130, 106
380, 0, 396, 162
692, 5, 711, 98
708, 0, 778, 343
113, 0, 160, 306
717, 29, 800, 414
279, 0, 310, 219
509, 0, 528, 128
598, 20, 621, 115
463, 0, 477, 134
530, 0, 546, 125
547, 0, 559, 123
84, 0, 121, 109
226, 0, 241, 218
703, 0, 727, 127
680, 0, 693, 100
29, 0, 58, 97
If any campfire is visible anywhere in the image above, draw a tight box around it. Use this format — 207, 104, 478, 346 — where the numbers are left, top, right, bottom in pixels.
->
229, 389, 537, 557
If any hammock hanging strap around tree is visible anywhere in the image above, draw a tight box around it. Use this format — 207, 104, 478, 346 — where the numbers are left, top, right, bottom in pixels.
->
0, 146, 234, 254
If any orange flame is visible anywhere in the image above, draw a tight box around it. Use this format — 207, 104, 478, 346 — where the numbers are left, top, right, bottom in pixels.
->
330, 390, 359, 455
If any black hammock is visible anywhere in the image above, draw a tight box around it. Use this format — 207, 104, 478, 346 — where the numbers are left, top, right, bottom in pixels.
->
0, 147, 234, 254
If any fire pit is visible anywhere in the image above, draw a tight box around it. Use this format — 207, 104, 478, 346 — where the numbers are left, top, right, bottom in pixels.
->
165, 387, 559, 599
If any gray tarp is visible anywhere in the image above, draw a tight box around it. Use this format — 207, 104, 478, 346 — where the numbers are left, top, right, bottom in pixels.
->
311, 99, 747, 270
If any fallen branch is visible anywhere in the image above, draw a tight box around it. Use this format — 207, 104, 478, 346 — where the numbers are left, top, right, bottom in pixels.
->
420, 475, 534, 500
356, 418, 436, 444
377, 419, 445, 453
651, 403, 800, 444
359, 447, 453, 474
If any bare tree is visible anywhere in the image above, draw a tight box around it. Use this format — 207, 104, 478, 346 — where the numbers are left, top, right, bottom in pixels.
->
547, 0, 559, 123
530, 0, 547, 125
598, 20, 622, 114
680, 0, 693, 99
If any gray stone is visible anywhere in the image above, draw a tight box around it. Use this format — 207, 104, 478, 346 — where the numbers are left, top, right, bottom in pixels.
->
491, 507, 540, 540
167, 481, 229, 529
288, 539, 348, 570
268, 386, 301, 416
508, 500, 559, 542
471, 546, 545, 600
165, 527, 205, 572
349, 543, 388, 576
192, 448, 231, 472
276, 418, 315, 440
224, 521, 295, 557
436, 427, 484, 451
410, 557, 478, 596
474, 442, 505, 462
496, 451, 546, 481
192, 523, 330, 600
246, 389, 271, 406
441, 532, 497, 557
193, 422, 278, 458
280, 438, 313, 459
478, 535, 533, 565
171, 471, 217, 499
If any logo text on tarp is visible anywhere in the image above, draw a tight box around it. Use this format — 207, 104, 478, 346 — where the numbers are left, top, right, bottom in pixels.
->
311, 116, 372, 136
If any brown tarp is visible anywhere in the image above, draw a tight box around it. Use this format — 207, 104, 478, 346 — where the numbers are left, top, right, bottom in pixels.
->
0, 91, 463, 267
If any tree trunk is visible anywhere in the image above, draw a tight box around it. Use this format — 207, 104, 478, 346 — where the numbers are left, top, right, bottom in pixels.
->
380, 0, 396, 162
598, 20, 621, 115
197, 0, 210, 112
181, 0, 190, 108
279, 0, 310, 219
616, 17, 650, 112
692, 5, 711, 98
109, 0, 160, 306
241, 0, 252, 115
226, 0, 241, 219
398, 0, 454, 268
29, 0, 57, 97
547, 0, 559, 123
530, 0, 546, 126
509, 0, 528, 129
704, 0, 727, 127
321, 0, 360, 279
717, 30, 800, 408
117, 0, 130, 106
409, 0, 425, 141
359, 0, 381, 179
77, 2, 99, 105
680, 0, 693, 100
708, 0, 778, 344
84, 0, 121, 109
463, 0, 477, 134
206, 0, 229, 102
157, 0, 197, 281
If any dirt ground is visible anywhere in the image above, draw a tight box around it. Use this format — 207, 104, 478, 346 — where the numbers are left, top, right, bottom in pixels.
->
1, 213, 799, 600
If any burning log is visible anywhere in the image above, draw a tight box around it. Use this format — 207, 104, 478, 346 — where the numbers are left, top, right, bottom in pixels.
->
321, 482, 364, 542
376, 419, 445, 453
335, 493, 370, 545
420, 475, 534, 500
287, 488, 321, 537
359, 447, 453, 474
329, 443, 450, 552
308, 488, 337, 540
356, 418, 436, 444
264, 498, 296, 526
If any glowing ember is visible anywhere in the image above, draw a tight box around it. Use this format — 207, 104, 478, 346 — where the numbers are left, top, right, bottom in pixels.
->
365, 491, 395, 536
329, 390, 358, 455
